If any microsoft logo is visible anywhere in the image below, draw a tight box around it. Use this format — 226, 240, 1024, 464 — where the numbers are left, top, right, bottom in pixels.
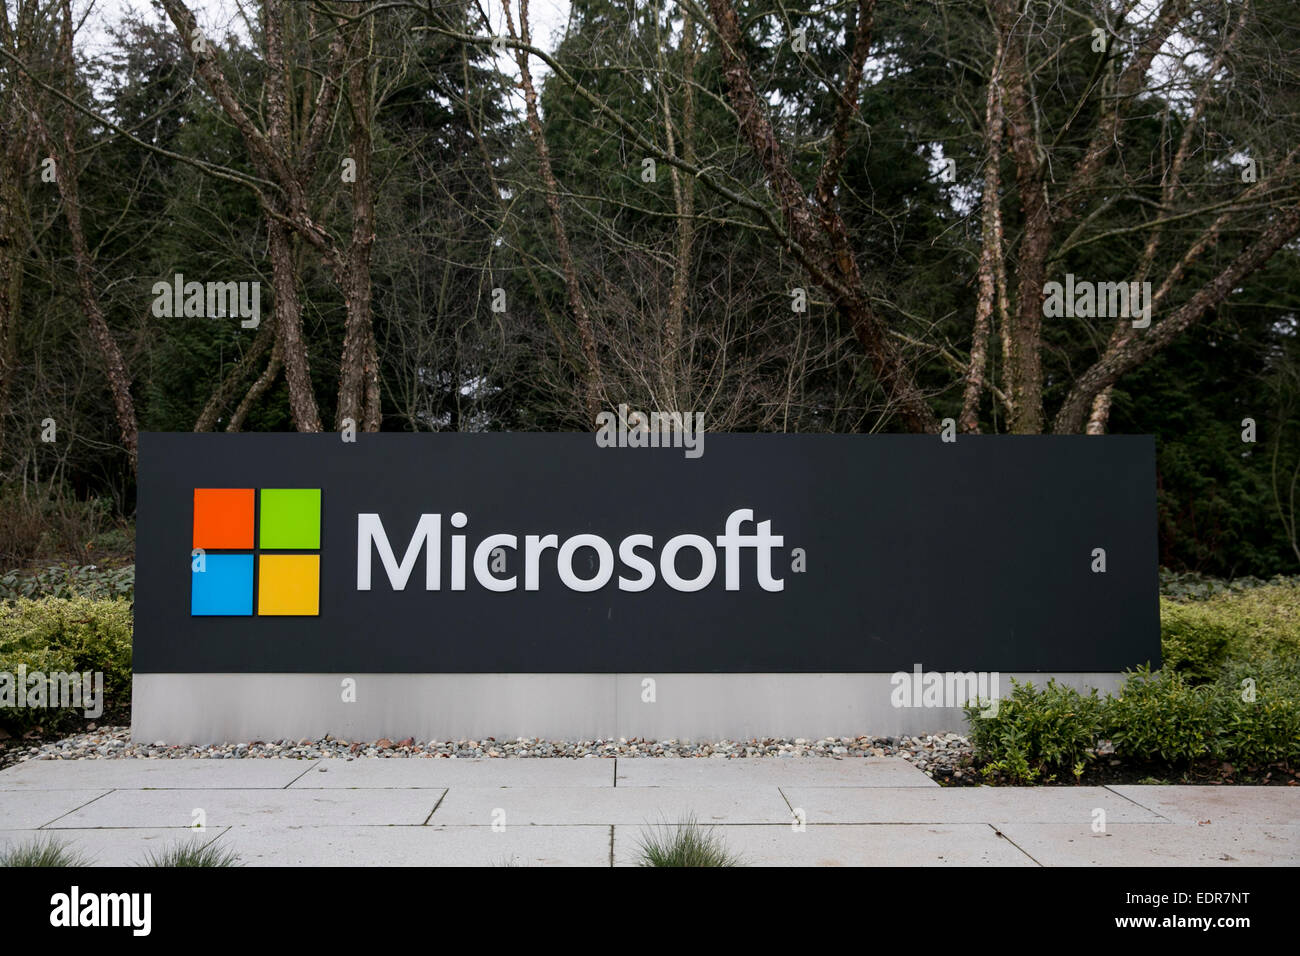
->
191, 488, 321, 616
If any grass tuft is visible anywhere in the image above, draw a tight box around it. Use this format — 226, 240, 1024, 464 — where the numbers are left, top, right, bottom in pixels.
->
636, 814, 743, 867
139, 841, 243, 867
0, 836, 92, 867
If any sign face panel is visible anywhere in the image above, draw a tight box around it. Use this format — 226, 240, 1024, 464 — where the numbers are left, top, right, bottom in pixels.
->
135, 433, 1159, 674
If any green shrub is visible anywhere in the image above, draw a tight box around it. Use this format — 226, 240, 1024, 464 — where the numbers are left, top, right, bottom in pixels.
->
1207, 584, 1300, 663
0, 596, 133, 735
1160, 582, 1300, 678
964, 679, 1103, 784
1160, 600, 1234, 682
636, 815, 743, 867
1105, 667, 1218, 764
1214, 660, 1300, 766
969, 666, 1299, 778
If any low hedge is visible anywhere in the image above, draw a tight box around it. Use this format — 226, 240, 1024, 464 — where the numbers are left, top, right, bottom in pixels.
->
1160, 583, 1300, 680
0, 597, 133, 736
967, 580, 1300, 782
970, 668, 1300, 783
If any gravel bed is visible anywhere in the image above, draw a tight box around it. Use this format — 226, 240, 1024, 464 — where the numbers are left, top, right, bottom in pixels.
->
7, 727, 976, 782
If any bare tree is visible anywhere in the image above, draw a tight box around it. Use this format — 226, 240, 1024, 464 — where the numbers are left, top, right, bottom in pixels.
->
0, 0, 40, 468
162, 0, 389, 433
702, 0, 940, 433
502, 0, 605, 425
969, 0, 1300, 434
9, 0, 140, 468
159, 0, 336, 430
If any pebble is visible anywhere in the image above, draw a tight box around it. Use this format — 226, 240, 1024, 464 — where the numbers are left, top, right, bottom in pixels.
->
4, 727, 977, 782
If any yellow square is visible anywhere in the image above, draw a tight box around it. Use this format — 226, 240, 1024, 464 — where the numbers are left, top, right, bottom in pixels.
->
257, 554, 319, 616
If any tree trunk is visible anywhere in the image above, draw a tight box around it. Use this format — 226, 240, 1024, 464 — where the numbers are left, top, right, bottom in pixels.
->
960, 37, 1006, 434
1085, 388, 1112, 435
996, 2, 1048, 434
267, 217, 322, 431
0, 173, 24, 468
661, 8, 696, 405
228, 343, 283, 432
335, 17, 380, 432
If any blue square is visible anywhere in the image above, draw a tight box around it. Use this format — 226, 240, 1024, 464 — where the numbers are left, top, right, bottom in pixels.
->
191, 553, 254, 616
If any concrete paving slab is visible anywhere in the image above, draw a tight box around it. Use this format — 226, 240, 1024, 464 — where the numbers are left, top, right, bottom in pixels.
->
431, 786, 791, 825
0, 759, 319, 791
0, 828, 229, 866
210, 824, 611, 866
1107, 785, 1300, 826
290, 757, 614, 788
997, 823, 1300, 866
613, 823, 1034, 866
614, 756, 937, 788
0, 790, 111, 829
45, 787, 446, 829
779, 786, 1168, 824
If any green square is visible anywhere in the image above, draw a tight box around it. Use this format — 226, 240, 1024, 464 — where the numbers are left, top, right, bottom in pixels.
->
259, 488, 321, 549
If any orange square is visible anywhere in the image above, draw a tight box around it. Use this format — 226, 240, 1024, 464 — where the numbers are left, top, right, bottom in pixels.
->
193, 488, 255, 549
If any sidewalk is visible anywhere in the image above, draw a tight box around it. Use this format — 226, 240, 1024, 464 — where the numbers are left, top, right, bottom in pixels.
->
0, 757, 1295, 866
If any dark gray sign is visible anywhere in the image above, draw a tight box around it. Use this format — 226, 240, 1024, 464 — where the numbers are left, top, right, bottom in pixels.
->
135, 432, 1159, 673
